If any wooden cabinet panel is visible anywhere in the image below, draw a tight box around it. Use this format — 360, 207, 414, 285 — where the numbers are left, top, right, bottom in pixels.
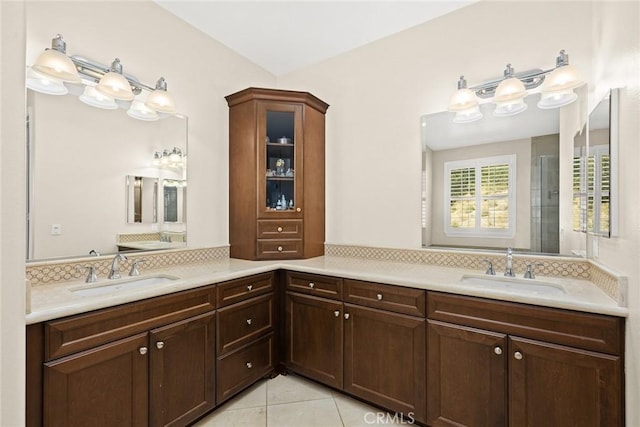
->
257, 239, 303, 259
344, 279, 425, 316
257, 219, 303, 239
286, 271, 343, 300
509, 336, 622, 427
44, 333, 149, 427
285, 292, 343, 388
217, 293, 274, 355
426, 320, 507, 427
149, 312, 216, 427
216, 273, 273, 308
344, 304, 426, 423
216, 333, 275, 404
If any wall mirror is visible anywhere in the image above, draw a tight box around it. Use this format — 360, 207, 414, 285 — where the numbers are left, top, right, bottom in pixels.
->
27, 90, 188, 261
422, 90, 587, 257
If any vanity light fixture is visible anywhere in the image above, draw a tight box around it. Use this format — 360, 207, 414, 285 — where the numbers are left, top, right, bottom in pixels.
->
448, 49, 583, 122
27, 34, 178, 119
152, 147, 185, 168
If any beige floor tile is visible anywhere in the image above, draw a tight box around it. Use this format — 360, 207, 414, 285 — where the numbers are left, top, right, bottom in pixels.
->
192, 406, 266, 427
225, 380, 268, 410
333, 395, 410, 426
267, 398, 343, 427
267, 374, 333, 405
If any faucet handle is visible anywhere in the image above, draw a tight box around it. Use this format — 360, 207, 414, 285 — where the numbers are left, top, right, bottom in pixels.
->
523, 262, 544, 279
482, 259, 496, 275
76, 265, 98, 283
129, 259, 146, 277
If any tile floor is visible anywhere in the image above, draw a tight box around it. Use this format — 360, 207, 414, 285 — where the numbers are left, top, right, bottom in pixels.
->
192, 373, 413, 426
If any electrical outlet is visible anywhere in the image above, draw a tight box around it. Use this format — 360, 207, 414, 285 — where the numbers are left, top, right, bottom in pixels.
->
51, 224, 62, 236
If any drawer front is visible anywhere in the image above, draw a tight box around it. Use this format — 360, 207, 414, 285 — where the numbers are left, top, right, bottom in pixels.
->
286, 271, 343, 300
257, 239, 303, 259
217, 294, 274, 355
217, 272, 274, 308
45, 285, 216, 361
216, 333, 274, 404
344, 279, 426, 317
257, 219, 303, 239
427, 291, 623, 355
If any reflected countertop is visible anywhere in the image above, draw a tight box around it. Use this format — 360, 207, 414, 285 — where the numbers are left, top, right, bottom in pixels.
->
26, 256, 628, 324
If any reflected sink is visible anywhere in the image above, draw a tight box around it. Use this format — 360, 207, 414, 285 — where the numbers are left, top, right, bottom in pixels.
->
71, 274, 179, 297
460, 274, 566, 296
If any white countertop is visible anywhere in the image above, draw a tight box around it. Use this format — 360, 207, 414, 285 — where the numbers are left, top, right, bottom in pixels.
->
26, 256, 628, 324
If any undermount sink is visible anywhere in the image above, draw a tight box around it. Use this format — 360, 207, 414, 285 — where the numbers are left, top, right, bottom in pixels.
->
70, 274, 179, 297
460, 274, 566, 296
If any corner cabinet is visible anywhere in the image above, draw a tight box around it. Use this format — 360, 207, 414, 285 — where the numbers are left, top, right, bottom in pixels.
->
226, 87, 329, 260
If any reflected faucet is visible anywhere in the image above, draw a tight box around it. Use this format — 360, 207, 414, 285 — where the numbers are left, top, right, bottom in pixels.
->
108, 253, 128, 280
504, 248, 515, 277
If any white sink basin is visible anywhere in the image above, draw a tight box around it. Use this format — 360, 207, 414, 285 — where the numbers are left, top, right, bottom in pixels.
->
71, 274, 179, 297
460, 274, 566, 296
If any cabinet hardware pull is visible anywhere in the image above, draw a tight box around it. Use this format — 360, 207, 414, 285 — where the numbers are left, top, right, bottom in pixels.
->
309, 282, 315, 288
376, 293, 383, 301
139, 347, 148, 355
277, 246, 283, 252
344, 313, 350, 320
247, 284, 253, 291
246, 362, 253, 369
277, 227, 283, 232
334, 310, 340, 317
514, 351, 523, 360
156, 341, 164, 350
296, 208, 301, 212
494, 347, 502, 355
246, 318, 252, 325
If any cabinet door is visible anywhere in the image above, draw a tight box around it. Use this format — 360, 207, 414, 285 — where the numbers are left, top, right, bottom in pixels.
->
285, 292, 343, 388
509, 336, 622, 427
149, 312, 216, 427
426, 320, 507, 427
44, 333, 149, 427
344, 304, 426, 423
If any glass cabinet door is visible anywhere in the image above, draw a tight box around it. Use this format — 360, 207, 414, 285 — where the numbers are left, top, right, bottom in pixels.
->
258, 102, 303, 218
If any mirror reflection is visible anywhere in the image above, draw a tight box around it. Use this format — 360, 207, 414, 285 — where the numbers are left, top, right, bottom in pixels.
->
422, 91, 586, 257
27, 90, 188, 261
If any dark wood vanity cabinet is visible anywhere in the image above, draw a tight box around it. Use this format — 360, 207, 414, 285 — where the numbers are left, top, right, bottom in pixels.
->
426, 292, 624, 427
226, 87, 329, 260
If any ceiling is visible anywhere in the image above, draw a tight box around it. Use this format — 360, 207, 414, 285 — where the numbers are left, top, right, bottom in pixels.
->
155, 1, 475, 76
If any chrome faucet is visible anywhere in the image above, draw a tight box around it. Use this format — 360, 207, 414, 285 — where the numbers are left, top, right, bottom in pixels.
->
523, 262, 544, 279
504, 247, 515, 277
108, 253, 128, 279
129, 259, 146, 277
482, 259, 496, 275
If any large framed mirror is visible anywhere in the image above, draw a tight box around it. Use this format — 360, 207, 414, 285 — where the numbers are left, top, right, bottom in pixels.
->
421, 90, 587, 257
26, 90, 188, 261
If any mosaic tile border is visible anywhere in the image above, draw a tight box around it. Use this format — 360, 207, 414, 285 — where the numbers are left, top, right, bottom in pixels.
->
117, 232, 161, 243
325, 244, 623, 302
26, 246, 229, 286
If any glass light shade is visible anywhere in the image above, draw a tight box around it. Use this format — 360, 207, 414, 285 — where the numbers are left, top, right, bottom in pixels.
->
26, 68, 68, 95
493, 98, 528, 117
79, 85, 118, 109
493, 77, 527, 103
31, 49, 81, 83
96, 71, 135, 101
448, 88, 478, 112
537, 89, 578, 109
169, 148, 182, 163
453, 106, 483, 123
145, 89, 177, 114
542, 64, 583, 92
127, 100, 159, 121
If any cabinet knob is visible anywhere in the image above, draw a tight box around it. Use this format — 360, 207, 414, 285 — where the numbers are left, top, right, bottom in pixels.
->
246, 362, 253, 369
344, 313, 350, 320
277, 246, 283, 252
376, 293, 383, 301
277, 226, 283, 233
139, 347, 148, 355
309, 282, 315, 288
156, 341, 164, 350
334, 310, 340, 317
247, 284, 253, 291
494, 347, 503, 355
296, 207, 301, 212
246, 318, 252, 326
514, 351, 523, 360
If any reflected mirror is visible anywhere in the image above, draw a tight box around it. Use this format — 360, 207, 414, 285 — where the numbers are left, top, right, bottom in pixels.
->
27, 90, 188, 261
163, 179, 186, 223
422, 91, 587, 257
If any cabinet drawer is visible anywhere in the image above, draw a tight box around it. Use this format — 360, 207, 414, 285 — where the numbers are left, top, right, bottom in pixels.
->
217, 272, 274, 307
286, 271, 343, 300
217, 294, 274, 355
427, 291, 624, 355
257, 239, 303, 259
216, 333, 274, 404
257, 219, 303, 239
44, 285, 216, 361
344, 279, 426, 317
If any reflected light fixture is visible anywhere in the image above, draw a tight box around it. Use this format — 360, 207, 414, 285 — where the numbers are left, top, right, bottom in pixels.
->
447, 49, 583, 122
152, 147, 185, 167
127, 99, 159, 121
26, 67, 69, 95
79, 84, 117, 109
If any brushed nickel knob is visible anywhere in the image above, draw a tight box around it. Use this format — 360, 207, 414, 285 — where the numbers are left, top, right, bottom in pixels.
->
277, 226, 283, 232
334, 310, 340, 317
514, 351, 523, 360
247, 284, 253, 291
494, 347, 502, 355
246, 362, 253, 369
309, 282, 315, 288
296, 207, 301, 212
344, 313, 350, 320
156, 341, 164, 350
139, 347, 148, 355
376, 293, 383, 301
277, 246, 283, 252
246, 318, 252, 325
